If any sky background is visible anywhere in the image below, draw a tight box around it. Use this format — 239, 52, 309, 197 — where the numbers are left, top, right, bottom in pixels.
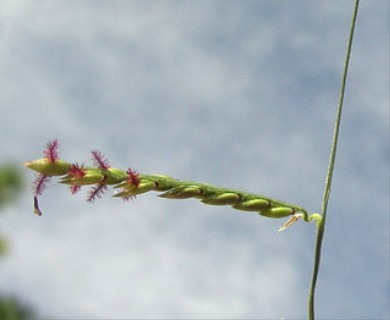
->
0, 1, 389, 319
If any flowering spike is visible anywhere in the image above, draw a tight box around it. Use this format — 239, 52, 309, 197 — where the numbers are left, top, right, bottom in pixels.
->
44, 139, 59, 163
91, 150, 110, 170
25, 140, 322, 230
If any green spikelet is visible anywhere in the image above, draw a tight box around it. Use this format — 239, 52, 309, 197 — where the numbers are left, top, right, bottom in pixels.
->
233, 199, 271, 211
159, 186, 203, 199
260, 207, 295, 218
201, 192, 241, 205
24, 159, 71, 177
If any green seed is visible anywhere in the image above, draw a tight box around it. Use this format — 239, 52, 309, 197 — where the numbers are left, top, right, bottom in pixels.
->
201, 192, 241, 205
159, 186, 202, 199
260, 207, 295, 218
233, 199, 271, 211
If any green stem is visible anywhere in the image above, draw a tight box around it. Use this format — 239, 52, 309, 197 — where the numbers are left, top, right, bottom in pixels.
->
308, 1, 360, 319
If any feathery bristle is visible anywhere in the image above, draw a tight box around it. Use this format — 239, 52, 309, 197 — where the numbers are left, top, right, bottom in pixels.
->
44, 139, 59, 163
91, 150, 110, 170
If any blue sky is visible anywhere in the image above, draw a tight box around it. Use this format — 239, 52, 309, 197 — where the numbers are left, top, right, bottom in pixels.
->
0, 1, 388, 319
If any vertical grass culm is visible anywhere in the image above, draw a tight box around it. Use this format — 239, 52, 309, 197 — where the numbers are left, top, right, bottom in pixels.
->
308, 1, 360, 319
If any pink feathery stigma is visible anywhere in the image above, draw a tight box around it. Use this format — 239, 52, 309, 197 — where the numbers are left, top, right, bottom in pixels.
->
68, 163, 87, 194
68, 163, 86, 178
126, 168, 140, 186
33, 174, 51, 196
91, 150, 110, 170
121, 168, 140, 201
70, 185, 82, 194
88, 151, 110, 201
33, 174, 51, 216
87, 183, 108, 202
67, 164, 86, 194
44, 139, 59, 163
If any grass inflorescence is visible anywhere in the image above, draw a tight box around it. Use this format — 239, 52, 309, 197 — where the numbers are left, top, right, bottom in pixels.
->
24, 140, 321, 231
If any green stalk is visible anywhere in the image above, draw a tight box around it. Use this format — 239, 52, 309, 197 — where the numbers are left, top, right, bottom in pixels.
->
308, 1, 360, 319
